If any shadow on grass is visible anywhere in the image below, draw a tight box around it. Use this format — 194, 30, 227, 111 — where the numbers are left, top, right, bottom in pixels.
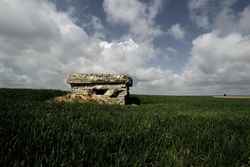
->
127, 96, 141, 105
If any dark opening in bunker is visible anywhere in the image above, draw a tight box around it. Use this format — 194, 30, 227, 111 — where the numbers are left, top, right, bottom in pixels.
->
93, 88, 108, 95
110, 90, 122, 98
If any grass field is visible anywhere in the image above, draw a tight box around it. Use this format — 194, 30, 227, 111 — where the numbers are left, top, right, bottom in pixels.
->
1, 89, 250, 166
214, 96, 250, 99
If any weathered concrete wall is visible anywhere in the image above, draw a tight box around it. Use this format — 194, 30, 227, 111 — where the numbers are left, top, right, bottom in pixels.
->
55, 73, 132, 105
71, 84, 128, 105
67, 73, 133, 86
55, 92, 127, 105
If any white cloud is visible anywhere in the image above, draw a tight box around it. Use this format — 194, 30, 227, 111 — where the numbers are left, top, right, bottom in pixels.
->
81, 15, 105, 38
214, 5, 250, 37
0, 0, 178, 94
239, 6, 250, 34
168, 24, 185, 40
181, 3, 250, 94
188, 0, 211, 29
103, 0, 163, 40
181, 31, 250, 94
0, 0, 91, 89
213, 9, 237, 35
188, 0, 237, 29
166, 47, 178, 54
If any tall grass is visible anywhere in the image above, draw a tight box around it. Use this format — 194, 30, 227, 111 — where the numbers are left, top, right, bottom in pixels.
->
1, 89, 250, 166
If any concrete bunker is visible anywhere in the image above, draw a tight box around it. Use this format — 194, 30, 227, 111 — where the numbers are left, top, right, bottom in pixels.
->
66, 73, 133, 105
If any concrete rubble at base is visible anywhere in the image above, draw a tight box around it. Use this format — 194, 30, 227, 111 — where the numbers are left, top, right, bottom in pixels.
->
55, 73, 133, 105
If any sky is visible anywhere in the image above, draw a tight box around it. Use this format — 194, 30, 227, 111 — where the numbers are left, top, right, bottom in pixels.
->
0, 0, 250, 95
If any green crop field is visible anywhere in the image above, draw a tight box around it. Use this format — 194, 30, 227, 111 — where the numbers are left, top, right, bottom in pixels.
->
1, 89, 250, 166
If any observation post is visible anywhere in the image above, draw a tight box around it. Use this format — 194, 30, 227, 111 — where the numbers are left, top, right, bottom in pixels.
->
65, 73, 133, 105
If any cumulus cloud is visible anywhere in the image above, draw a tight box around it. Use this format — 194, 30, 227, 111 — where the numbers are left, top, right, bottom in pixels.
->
213, 5, 250, 37
188, 0, 211, 29
0, 0, 94, 89
0, 0, 178, 94
182, 4, 250, 94
188, 0, 237, 29
103, 0, 163, 40
239, 6, 250, 34
182, 31, 250, 94
168, 24, 185, 40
